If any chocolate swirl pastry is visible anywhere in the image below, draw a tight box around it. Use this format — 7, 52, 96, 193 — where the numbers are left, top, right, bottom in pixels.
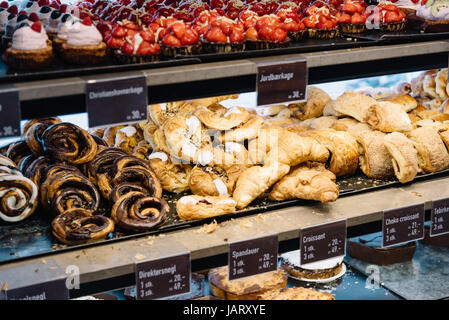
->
42, 123, 98, 165
111, 191, 168, 232
22, 117, 61, 137
51, 208, 114, 245
109, 183, 149, 203
0, 173, 39, 223
25, 122, 55, 156
40, 169, 100, 216
0, 142, 14, 156
112, 166, 162, 199
19, 154, 38, 175
6, 140, 33, 167
91, 134, 108, 147
0, 155, 22, 175
24, 156, 55, 186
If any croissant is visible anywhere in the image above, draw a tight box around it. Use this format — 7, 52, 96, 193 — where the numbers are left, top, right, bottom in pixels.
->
269, 163, 339, 203
383, 132, 419, 183
291, 86, 332, 120
332, 91, 377, 122
194, 105, 250, 130
218, 114, 264, 143
233, 161, 290, 209
364, 101, 412, 133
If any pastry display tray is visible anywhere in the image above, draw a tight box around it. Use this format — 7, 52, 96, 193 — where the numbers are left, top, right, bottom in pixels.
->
343, 29, 449, 43
1, 168, 448, 266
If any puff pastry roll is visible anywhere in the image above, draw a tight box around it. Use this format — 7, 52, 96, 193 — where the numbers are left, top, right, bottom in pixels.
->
364, 101, 412, 133
194, 105, 250, 130
233, 161, 290, 209
269, 163, 339, 203
407, 127, 449, 173
417, 110, 449, 122
332, 91, 377, 123
351, 130, 394, 179
433, 123, 449, 150
383, 132, 419, 183
290, 86, 332, 120
301, 129, 359, 177
177, 195, 236, 221
381, 94, 418, 112
423, 73, 438, 99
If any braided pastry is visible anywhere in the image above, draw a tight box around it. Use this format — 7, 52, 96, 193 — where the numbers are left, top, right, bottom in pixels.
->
111, 191, 168, 232
42, 123, 98, 165
51, 208, 114, 245
0, 172, 39, 222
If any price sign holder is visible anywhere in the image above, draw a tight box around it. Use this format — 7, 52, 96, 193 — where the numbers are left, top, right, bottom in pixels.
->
254, 56, 307, 107
0, 84, 21, 138
430, 197, 449, 237
135, 251, 191, 300
85, 72, 148, 128
299, 219, 347, 266
228, 234, 278, 281
0, 259, 68, 300
382, 203, 425, 247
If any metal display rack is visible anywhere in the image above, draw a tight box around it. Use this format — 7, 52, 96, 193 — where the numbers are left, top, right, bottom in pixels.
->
1, 39, 449, 299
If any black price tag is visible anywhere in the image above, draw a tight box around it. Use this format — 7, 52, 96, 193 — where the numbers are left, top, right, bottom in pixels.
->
0, 86, 21, 138
256, 58, 307, 107
228, 234, 278, 281
382, 203, 425, 247
3, 278, 69, 300
431, 198, 449, 237
135, 252, 190, 300
299, 219, 346, 265
86, 73, 148, 128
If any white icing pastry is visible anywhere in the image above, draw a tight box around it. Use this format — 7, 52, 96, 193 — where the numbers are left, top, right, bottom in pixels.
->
119, 126, 137, 137
197, 150, 214, 166
12, 24, 48, 50
216, 198, 236, 205
148, 152, 168, 162
225, 142, 243, 154
213, 179, 228, 196
182, 141, 198, 158
178, 196, 198, 205
186, 116, 201, 135
66, 20, 102, 46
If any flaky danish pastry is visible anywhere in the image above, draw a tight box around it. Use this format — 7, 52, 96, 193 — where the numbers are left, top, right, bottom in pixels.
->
381, 95, 418, 112
212, 142, 249, 167
290, 86, 332, 120
103, 125, 125, 146
147, 152, 192, 193
194, 105, 250, 130
176, 195, 236, 221
114, 125, 144, 154
407, 127, 449, 173
148, 101, 194, 126
218, 114, 265, 143
364, 101, 412, 133
189, 164, 245, 197
233, 161, 290, 209
300, 129, 358, 177
332, 91, 377, 123
269, 163, 339, 203
383, 132, 419, 183
351, 130, 394, 179
436, 69, 449, 100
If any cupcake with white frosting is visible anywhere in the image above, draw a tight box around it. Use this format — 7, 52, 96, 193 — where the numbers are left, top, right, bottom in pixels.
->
37, 5, 52, 25
3, 20, 53, 69
1, 5, 18, 48
21, 0, 40, 14
45, 8, 61, 38
52, 12, 75, 53
60, 16, 106, 65
0, 2, 11, 37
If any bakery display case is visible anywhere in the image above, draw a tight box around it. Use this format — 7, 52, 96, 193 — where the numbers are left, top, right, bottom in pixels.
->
1, 0, 449, 302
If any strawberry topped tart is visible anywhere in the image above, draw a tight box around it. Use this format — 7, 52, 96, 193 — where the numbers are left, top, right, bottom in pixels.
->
201, 16, 245, 53
245, 14, 291, 49
337, 0, 368, 33
302, 1, 340, 38
369, 2, 407, 31
160, 19, 201, 56
114, 27, 161, 63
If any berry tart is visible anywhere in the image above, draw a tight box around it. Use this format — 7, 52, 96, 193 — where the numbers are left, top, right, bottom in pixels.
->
370, 2, 407, 31
3, 21, 53, 70
202, 16, 245, 53
337, 0, 368, 33
193, 9, 222, 35
277, 6, 307, 40
114, 28, 161, 63
104, 20, 138, 54
223, 0, 246, 20
60, 16, 107, 65
160, 20, 201, 56
408, 0, 449, 32
246, 14, 290, 50
302, 2, 340, 39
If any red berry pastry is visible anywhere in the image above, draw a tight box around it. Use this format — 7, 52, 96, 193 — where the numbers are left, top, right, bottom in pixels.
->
202, 16, 246, 53
277, 7, 307, 40
302, 2, 340, 39
369, 2, 407, 32
104, 20, 137, 52
336, 0, 369, 33
160, 20, 201, 56
246, 14, 291, 50
114, 28, 161, 63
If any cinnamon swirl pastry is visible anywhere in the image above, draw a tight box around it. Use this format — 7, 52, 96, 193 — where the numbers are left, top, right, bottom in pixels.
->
25, 123, 50, 156
0, 155, 20, 174
24, 156, 55, 186
42, 123, 98, 165
148, 152, 192, 193
176, 195, 236, 221
0, 173, 39, 222
111, 191, 168, 232
6, 140, 32, 167
51, 208, 114, 245
383, 132, 419, 183
91, 134, 108, 147
112, 166, 162, 199
22, 117, 61, 136
195, 105, 250, 130
109, 183, 150, 203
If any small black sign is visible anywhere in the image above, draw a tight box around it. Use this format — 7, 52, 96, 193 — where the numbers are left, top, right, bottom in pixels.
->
228, 234, 278, 281
135, 252, 190, 300
256, 58, 307, 107
299, 219, 346, 265
86, 73, 148, 128
382, 203, 425, 247
3, 278, 69, 300
0, 86, 21, 138
431, 198, 449, 237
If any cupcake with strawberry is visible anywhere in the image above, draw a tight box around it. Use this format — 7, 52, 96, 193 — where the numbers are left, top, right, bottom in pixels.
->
160, 20, 201, 56
246, 14, 290, 49
3, 20, 53, 70
337, 0, 368, 33
302, 1, 340, 39
201, 16, 246, 53
60, 16, 107, 65
370, 2, 407, 31
114, 27, 161, 63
